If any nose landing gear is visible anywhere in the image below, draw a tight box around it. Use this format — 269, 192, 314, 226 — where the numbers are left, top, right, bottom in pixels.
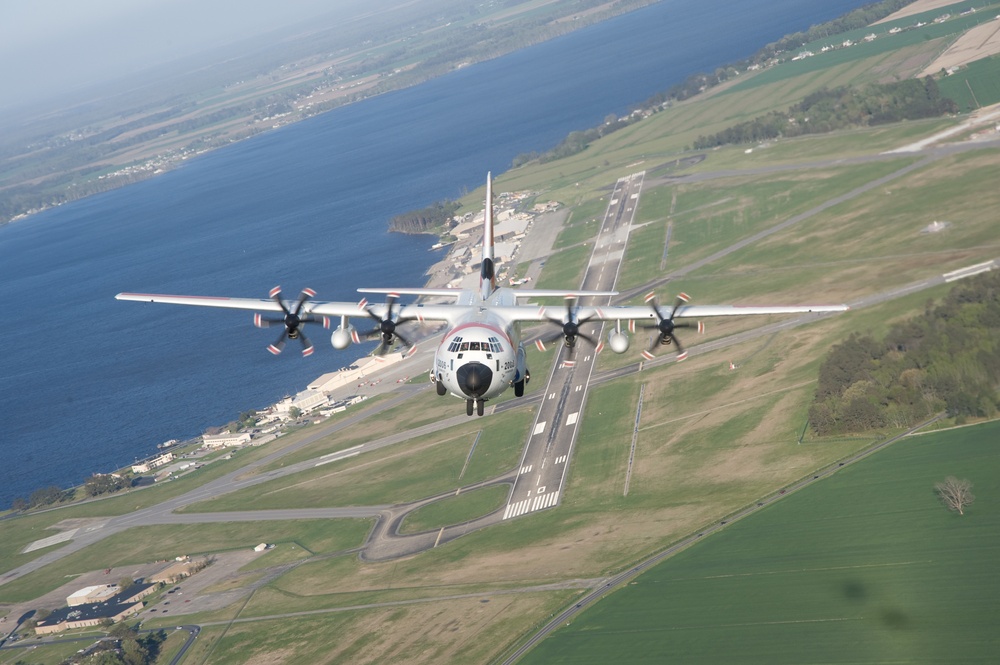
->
466, 399, 485, 416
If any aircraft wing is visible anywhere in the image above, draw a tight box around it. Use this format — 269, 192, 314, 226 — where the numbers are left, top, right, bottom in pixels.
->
492, 303, 849, 323
115, 292, 465, 322
116, 293, 289, 313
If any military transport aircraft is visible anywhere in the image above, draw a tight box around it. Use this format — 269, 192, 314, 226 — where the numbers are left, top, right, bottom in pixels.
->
117, 174, 848, 416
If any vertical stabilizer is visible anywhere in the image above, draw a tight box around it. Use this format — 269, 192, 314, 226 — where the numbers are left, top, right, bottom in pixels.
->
480, 173, 496, 299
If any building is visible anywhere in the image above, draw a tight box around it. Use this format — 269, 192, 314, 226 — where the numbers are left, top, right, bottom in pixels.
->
35, 582, 156, 635
131, 452, 175, 474
202, 432, 252, 448
149, 558, 205, 584
67, 585, 118, 607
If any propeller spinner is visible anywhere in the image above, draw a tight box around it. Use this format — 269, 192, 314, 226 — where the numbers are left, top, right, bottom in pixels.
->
358, 293, 417, 356
254, 286, 327, 356
639, 292, 703, 361
536, 296, 601, 363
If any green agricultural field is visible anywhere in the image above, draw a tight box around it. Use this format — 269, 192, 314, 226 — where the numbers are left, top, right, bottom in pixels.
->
938, 54, 1000, 111
522, 420, 1000, 664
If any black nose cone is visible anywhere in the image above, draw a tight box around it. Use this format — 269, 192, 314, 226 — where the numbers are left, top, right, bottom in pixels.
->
456, 362, 492, 398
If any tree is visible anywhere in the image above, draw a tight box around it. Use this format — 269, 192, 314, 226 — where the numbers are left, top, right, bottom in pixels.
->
935, 476, 975, 515
118, 577, 135, 594
288, 406, 302, 420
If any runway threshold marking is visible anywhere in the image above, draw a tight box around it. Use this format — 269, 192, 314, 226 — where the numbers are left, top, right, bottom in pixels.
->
503, 491, 560, 519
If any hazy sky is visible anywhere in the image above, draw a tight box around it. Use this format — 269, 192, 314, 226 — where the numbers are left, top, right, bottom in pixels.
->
0, 0, 362, 108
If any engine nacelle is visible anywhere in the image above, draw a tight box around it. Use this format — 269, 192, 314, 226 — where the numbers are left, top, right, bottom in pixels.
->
331, 324, 359, 350
608, 330, 630, 354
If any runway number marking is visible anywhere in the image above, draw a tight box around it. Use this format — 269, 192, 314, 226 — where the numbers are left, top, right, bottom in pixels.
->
555, 455, 567, 464
520, 465, 533, 474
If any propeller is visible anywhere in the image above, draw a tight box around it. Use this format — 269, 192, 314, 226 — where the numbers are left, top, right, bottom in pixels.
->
639, 292, 703, 361
536, 297, 600, 362
254, 286, 327, 356
358, 293, 417, 355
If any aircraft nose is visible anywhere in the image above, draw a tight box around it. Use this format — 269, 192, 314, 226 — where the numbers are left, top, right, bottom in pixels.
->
456, 362, 493, 398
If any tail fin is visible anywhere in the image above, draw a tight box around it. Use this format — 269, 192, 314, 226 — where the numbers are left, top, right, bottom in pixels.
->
480, 172, 496, 299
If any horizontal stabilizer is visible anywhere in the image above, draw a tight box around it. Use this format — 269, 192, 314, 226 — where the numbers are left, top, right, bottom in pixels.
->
511, 289, 619, 298
358, 287, 466, 299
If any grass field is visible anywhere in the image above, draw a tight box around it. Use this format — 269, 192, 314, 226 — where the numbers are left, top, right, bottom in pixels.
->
399, 485, 510, 535
0, 520, 372, 605
522, 419, 1000, 664
183, 408, 533, 512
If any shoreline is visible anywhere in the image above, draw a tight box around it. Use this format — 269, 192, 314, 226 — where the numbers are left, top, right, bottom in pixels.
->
0, 0, 661, 229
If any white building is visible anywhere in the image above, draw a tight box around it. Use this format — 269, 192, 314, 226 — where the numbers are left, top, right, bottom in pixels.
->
274, 388, 329, 417
67, 585, 118, 607
131, 452, 175, 474
202, 432, 252, 448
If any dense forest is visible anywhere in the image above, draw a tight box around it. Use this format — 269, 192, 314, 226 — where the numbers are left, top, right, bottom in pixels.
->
693, 78, 957, 149
388, 199, 461, 233
810, 271, 1000, 435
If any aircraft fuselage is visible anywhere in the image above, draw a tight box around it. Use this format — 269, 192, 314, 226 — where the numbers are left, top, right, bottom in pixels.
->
433, 287, 527, 405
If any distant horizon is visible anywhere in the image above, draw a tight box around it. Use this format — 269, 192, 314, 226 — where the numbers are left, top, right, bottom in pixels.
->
0, 0, 399, 113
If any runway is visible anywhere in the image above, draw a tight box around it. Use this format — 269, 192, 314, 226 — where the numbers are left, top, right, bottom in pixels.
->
502, 172, 645, 520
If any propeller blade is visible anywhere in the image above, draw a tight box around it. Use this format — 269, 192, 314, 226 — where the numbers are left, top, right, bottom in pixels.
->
268, 330, 288, 355
254, 313, 283, 328
293, 288, 316, 316
269, 286, 291, 315
299, 333, 314, 357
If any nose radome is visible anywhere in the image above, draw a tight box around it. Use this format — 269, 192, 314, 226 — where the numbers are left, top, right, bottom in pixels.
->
456, 362, 492, 398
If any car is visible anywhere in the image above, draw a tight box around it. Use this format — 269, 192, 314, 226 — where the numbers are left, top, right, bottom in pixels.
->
780, 489, 786, 494
757, 502, 764, 506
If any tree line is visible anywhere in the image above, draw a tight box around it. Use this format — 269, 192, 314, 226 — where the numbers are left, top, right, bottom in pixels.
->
643, 0, 916, 105
809, 271, 1000, 436
693, 78, 957, 149
510, 0, 916, 169
388, 199, 461, 234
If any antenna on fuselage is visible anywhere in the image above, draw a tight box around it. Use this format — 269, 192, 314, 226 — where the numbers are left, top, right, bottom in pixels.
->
480, 172, 496, 300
